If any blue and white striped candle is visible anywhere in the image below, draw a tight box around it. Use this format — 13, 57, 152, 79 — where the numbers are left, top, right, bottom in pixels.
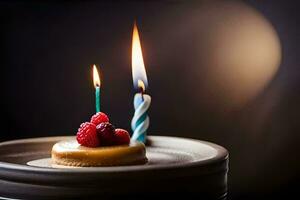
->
131, 22, 151, 143
131, 82, 151, 142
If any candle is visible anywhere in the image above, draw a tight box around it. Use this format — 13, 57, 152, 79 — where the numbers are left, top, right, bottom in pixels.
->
131, 22, 151, 143
95, 87, 100, 113
93, 64, 101, 113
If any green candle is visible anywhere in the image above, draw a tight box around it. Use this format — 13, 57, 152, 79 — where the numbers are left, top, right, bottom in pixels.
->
95, 86, 100, 113
93, 64, 101, 113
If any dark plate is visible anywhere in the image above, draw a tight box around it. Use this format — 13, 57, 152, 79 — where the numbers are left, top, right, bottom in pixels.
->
0, 136, 228, 199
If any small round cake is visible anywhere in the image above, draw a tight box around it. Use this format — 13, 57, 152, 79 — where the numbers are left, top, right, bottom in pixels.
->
52, 139, 147, 167
51, 112, 148, 167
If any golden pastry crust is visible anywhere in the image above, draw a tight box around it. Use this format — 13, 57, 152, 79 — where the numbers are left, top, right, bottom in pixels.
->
51, 139, 147, 167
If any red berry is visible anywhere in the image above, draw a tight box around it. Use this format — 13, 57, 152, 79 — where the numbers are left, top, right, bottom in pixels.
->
96, 122, 115, 146
115, 129, 130, 145
76, 122, 99, 147
90, 112, 109, 126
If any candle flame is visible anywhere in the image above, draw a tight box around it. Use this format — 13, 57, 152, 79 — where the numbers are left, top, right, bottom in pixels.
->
93, 64, 101, 88
132, 22, 148, 90
138, 79, 145, 92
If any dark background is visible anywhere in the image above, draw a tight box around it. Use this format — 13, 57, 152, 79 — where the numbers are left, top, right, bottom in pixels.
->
1, 0, 299, 199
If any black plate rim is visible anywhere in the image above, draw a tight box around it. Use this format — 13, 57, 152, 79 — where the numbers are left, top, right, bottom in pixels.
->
0, 135, 228, 174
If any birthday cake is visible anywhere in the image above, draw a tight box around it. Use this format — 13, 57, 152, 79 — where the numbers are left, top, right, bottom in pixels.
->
51, 112, 147, 167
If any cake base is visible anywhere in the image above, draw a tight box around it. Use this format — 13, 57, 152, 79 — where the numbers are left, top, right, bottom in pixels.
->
0, 136, 228, 199
51, 140, 147, 167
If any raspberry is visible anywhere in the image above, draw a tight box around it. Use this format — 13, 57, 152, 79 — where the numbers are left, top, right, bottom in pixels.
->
90, 112, 109, 126
76, 122, 99, 147
96, 122, 115, 146
115, 129, 130, 145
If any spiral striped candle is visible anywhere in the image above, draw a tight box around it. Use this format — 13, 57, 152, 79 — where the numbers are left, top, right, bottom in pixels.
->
131, 93, 151, 142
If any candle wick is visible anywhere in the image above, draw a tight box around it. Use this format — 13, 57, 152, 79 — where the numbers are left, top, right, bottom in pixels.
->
139, 86, 144, 101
